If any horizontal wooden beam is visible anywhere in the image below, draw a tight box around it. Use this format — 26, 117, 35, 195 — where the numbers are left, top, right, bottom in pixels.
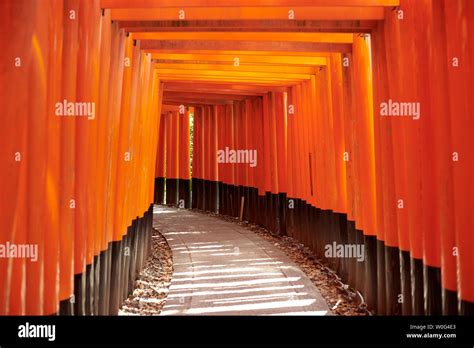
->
164, 91, 256, 100
158, 76, 307, 84
164, 86, 263, 94
111, 7, 384, 21
150, 53, 327, 66
165, 89, 264, 96
149, 49, 333, 57
161, 104, 181, 112
141, 40, 351, 52
163, 82, 287, 93
132, 32, 353, 43
155, 68, 311, 80
155, 63, 317, 74
166, 99, 234, 108
102, 0, 399, 8
119, 20, 377, 33
163, 98, 234, 105
159, 77, 296, 86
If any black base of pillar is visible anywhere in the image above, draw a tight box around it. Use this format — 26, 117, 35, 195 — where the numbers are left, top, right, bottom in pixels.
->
347, 221, 357, 289
98, 247, 110, 315
210, 181, 218, 213
442, 288, 458, 315
178, 179, 191, 209
59, 298, 74, 315
308, 206, 317, 255
424, 265, 442, 315
231, 185, 239, 217
337, 213, 349, 284
460, 299, 474, 315
226, 183, 233, 216
277, 193, 287, 235
249, 187, 258, 223
121, 227, 132, 303
203, 180, 211, 211
376, 239, 387, 315
243, 186, 250, 221
354, 229, 365, 295
410, 257, 424, 315
218, 182, 225, 215
127, 223, 138, 298
256, 194, 264, 227
166, 178, 178, 206
108, 239, 123, 315
192, 178, 200, 209
293, 199, 303, 248
73, 272, 86, 315
199, 179, 206, 210
385, 245, 402, 315
364, 234, 378, 312
399, 250, 412, 315
93, 254, 100, 315
311, 206, 319, 260
154, 177, 165, 205
286, 197, 295, 238
84, 262, 93, 315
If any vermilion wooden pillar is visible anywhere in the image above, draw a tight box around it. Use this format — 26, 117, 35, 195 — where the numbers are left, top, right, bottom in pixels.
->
155, 113, 166, 205
202, 106, 211, 211
178, 108, 191, 208
411, 1, 442, 316
57, 0, 79, 316
445, 0, 474, 315
254, 97, 265, 227
286, 88, 296, 240
191, 107, 200, 209
167, 112, 180, 206
209, 106, 218, 213
274, 92, 287, 235
246, 99, 258, 223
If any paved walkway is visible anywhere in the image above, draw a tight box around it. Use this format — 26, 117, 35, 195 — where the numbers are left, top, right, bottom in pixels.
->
153, 206, 331, 315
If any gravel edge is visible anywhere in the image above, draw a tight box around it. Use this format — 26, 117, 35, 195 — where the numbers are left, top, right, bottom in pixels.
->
119, 228, 173, 315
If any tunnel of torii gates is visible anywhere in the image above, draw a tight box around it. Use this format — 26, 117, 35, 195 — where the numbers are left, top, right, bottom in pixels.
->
0, 0, 473, 317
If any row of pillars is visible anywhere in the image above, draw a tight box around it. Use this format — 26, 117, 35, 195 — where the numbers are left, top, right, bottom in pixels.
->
1, 1, 162, 314
154, 3, 474, 314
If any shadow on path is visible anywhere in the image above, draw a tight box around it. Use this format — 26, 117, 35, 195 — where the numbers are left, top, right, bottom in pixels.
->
154, 205, 331, 316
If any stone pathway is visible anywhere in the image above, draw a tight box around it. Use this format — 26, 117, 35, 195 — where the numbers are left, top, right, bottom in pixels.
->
153, 206, 330, 316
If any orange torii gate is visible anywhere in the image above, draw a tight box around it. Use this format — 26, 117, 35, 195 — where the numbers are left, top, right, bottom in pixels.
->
1, 0, 473, 319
